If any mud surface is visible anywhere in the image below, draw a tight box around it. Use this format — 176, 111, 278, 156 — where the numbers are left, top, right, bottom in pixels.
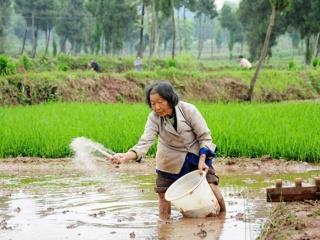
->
0, 156, 319, 240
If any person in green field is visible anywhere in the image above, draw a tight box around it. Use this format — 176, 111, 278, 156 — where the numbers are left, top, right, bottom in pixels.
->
110, 81, 226, 221
238, 55, 252, 69
89, 59, 102, 73
134, 55, 143, 71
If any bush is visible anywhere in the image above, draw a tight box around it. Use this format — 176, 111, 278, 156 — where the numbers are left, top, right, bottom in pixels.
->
288, 60, 295, 69
20, 54, 31, 70
57, 63, 69, 71
0, 55, 15, 76
167, 58, 177, 68
312, 58, 318, 68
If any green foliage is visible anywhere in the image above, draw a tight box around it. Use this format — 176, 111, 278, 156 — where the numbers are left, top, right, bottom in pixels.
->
312, 58, 318, 68
57, 63, 69, 71
238, 0, 287, 61
270, 0, 291, 11
36, 53, 56, 72
20, 54, 31, 70
0, 55, 15, 76
288, 60, 295, 69
166, 58, 177, 68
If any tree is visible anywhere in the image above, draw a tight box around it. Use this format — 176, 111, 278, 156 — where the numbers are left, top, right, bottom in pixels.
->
138, 2, 146, 57
84, 0, 102, 55
246, 0, 291, 101
170, 0, 176, 59
37, 0, 58, 56
14, 0, 33, 55
284, 0, 320, 64
218, 3, 238, 60
0, 0, 12, 54
238, 0, 287, 62
195, 0, 218, 59
215, 29, 222, 53
95, 0, 137, 55
55, 0, 91, 55
14, 0, 59, 57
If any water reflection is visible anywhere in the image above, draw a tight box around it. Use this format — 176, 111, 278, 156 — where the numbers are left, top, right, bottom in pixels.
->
0, 176, 267, 240
1, 167, 318, 240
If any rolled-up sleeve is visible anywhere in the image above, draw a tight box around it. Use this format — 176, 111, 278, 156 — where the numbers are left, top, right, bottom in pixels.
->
129, 112, 159, 161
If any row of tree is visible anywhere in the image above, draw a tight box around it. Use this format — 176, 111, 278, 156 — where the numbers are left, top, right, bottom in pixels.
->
0, 0, 319, 65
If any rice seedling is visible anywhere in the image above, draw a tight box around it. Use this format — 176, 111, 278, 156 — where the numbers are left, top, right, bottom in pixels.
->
0, 101, 319, 162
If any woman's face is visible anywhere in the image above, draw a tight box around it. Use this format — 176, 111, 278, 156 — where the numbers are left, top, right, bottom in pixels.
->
150, 93, 173, 117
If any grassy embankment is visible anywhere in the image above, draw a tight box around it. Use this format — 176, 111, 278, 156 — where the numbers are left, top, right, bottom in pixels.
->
0, 54, 319, 105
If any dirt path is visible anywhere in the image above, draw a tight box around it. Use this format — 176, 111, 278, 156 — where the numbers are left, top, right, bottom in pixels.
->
0, 156, 319, 239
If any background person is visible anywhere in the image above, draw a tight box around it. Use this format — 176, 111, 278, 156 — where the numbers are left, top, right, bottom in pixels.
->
134, 56, 143, 71
110, 81, 226, 221
238, 55, 252, 69
89, 59, 102, 73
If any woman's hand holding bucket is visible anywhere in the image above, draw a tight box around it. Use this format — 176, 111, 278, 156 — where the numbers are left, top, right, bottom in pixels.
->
198, 154, 209, 175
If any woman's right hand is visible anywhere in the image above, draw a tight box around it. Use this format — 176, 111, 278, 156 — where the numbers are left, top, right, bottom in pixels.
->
110, 153, 127, 165
110, 151, 138, 165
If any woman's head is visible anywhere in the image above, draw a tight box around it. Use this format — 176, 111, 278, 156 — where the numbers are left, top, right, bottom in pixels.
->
145, 81, 179, 116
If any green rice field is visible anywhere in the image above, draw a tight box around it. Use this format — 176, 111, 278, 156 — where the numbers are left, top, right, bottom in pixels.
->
0, 101, 319, 162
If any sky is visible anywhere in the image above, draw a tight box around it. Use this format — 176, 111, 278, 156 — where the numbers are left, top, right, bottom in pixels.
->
215, 0, 241, 9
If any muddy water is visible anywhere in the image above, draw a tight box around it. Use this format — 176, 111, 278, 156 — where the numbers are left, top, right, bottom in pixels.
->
0, 160, 319, 240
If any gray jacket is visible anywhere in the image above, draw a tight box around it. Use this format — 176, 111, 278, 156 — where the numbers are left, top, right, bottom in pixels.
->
131, 101, 216, 174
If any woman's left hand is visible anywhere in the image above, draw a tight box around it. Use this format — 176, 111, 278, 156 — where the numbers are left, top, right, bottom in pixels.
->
198, 154, 209, 175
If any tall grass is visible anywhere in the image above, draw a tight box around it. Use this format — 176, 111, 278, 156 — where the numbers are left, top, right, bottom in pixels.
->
199, 101, 320, 162
0, 101, 319, 162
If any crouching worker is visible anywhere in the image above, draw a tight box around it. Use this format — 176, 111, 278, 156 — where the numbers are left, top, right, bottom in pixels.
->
110, 81, 226, 220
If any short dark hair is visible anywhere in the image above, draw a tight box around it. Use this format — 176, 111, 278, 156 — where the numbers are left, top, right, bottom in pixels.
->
238, 55, 244, 58
145, 81, 179, 109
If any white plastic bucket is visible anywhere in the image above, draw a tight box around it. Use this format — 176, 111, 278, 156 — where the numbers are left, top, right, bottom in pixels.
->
165, 170, 220, 218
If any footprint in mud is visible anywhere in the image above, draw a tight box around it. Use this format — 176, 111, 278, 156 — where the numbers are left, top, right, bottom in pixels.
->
194, 229, 207, 238
14, 207, 21, 213
66, 223, 77, 229
130, 231, 136, 238
1, 220, 12, 230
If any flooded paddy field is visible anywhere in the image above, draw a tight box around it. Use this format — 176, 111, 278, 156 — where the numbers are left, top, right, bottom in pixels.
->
0, 157, 319, 240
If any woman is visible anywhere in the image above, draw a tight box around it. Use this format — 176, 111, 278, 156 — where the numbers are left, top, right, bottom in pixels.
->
111, 81, 225, 220
134, 56, 143, 71
238, 55, 252, 69
89, 59, 102, 73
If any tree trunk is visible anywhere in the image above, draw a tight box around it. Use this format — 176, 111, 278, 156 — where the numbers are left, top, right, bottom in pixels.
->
177, 6, 182, 54
45, 23, 51, 55
183, 6, 187, 50
154, 15, 161, 56
246, 7, 277, 101
148, 0, 156, 68
304, 34, 312, 65
210, 20, 214, 59
139, 3, 145, 57
197, 14, 202, 59
31, 13, 38, 59
59, 36, 67, 54
197, 15, 206, 60
313, 32, 319, 58
171, 0, 175, 60
20, 28, 28, 55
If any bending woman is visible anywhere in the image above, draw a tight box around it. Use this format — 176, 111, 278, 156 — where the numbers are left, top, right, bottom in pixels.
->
111, 81, 226, 220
